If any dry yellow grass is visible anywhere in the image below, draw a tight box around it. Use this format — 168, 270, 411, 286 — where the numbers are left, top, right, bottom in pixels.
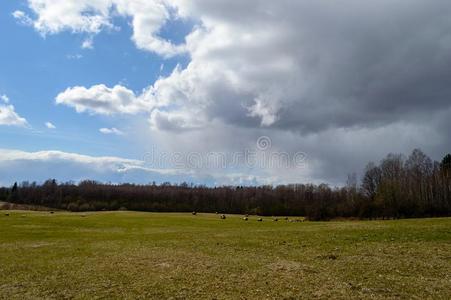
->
0, 211, 450, 299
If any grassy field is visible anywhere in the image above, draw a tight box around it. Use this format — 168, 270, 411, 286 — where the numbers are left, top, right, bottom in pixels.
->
0, 211, 450, 299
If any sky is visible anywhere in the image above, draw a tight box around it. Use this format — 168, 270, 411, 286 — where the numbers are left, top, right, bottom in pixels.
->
0, 0, 451, 187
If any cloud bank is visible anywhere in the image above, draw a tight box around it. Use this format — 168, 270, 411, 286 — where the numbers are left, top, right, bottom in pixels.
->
0, 149, 268, 186
15, 0, 451, 184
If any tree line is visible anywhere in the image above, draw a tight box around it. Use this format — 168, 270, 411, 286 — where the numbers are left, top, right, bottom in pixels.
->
1, 149, 450, 220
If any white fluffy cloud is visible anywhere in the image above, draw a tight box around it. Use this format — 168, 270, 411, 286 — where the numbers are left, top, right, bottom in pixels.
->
56, 84, 154, 115
0, 95, 9, 103
14, 0, 187, 57
45, 122, 56, 129
0, 94, 28, 127
81, 37, 94, 49
0, 104, 28, 127
99, 127, 123, 135
12, 10, 33, 26
14, 1, 112, 35
114, 0, 186, 57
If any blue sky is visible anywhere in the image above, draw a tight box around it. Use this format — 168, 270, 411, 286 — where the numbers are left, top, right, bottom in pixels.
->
0, 1, 202, 185
0, 1, 189, 157
1, 1, 450, 187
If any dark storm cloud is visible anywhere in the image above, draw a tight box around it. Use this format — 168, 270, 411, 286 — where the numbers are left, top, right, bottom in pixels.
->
27, 0, 451, 184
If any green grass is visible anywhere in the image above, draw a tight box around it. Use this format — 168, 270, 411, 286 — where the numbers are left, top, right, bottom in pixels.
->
0, 211, 450, 299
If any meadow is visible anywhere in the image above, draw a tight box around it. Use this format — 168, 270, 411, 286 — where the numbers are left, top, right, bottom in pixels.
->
0, 211, 450, 299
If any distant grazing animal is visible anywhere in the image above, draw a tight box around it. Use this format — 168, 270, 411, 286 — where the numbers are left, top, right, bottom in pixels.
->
50, 211, 54, 214
220, 214, 226, 220
192, 211, 197, 216
257, 218, 263, 222
285, 217, 289, 221
243, 217, 248, 221
273, 218, 278, 222
4, 213, 9, 217
245, 214, 249, 217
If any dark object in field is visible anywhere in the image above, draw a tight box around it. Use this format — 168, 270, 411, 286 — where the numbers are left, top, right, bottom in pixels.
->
285, 217, 289, 221
316, 253, 339, 260
325, 254, 338, 260
215, 212, 219, 214
4, 213, 9, 216
243, 217, 248, 221
50, 211, 54, 214
220, 214, 226, 220
257, 218, 263, 222
245, 214, 249, 217
192, 211, 197, 216
273, 218, 278, 222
